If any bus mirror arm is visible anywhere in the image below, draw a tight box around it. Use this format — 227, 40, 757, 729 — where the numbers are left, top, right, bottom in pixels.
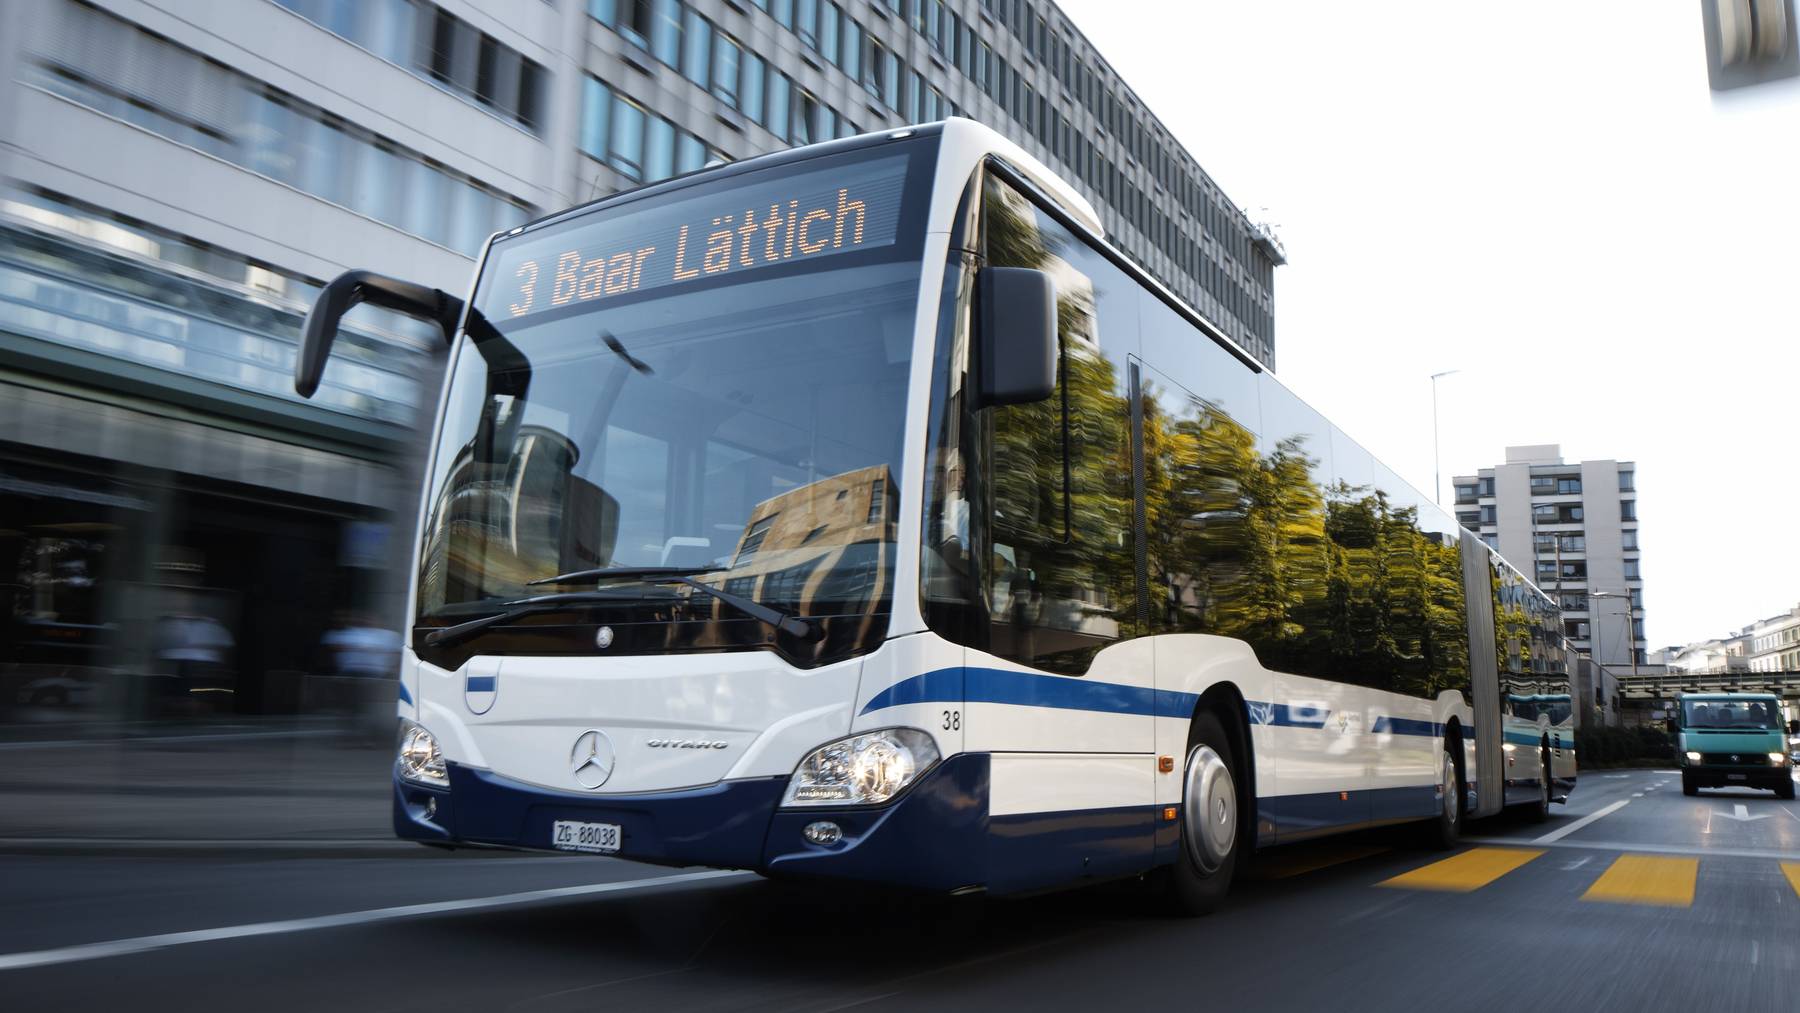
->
973, 266, 1057, 409
295, 270, 466, 398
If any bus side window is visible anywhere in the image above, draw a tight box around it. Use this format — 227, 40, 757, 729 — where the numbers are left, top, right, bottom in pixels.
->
980, 176, 1135, 676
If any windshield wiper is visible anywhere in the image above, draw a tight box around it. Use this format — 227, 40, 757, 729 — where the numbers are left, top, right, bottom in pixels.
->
450, 568, 821, 644
423, 590, 663, 648
665, 575, 820, 641
527, 565, 717, 587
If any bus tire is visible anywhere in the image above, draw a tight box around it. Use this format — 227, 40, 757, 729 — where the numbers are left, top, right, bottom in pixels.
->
1681, 772, 1698, 796
1420, 744, 1462, 849
1156, 710, 1241, 917
1529, 751, 1552, 823
1779, 778, 1796, 801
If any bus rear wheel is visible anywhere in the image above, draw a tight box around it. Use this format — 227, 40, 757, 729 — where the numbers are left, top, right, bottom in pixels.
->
1529, 751, 1552, 822
1153, 710, 1241, 916
1420, 745, 1461, 849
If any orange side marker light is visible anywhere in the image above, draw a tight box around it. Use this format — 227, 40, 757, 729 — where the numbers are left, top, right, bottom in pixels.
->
1163, 807, 1179, 822
1157, 755, 1175, 773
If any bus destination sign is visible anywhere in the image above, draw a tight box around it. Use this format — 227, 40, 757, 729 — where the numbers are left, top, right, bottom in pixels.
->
483, 154, 908, 322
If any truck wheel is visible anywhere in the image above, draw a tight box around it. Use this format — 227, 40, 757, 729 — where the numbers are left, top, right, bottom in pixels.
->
1153, 710, 1241, 916
1681, 772, 1697, 796
1779, 778, 1796, 801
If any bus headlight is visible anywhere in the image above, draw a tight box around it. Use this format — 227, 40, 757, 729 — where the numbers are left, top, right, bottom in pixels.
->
1770, 753, 1788, 766
397, 720, 448, 786
781, 728, 940, 807
1684, 750, 1702, 764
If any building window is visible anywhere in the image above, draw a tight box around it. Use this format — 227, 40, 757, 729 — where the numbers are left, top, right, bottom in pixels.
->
608, 94, 647, 180
741, 52, 766, 122
1621, 529, 1637, 550
1620, 499, 1636, 522
1454, 483, 1478, 503
766, 69, 790, 140
39, 2, 530, 256
283, 0, 546, 132
712, 33, 741, 107
644, 115, 675, 181
1479, 505, 1496, 524
1623, 559, 1640, 579
682, 8, 711, 88
1618, 470, 1634, 492
796, 0, 819, 47
1556, 477, 1581, 495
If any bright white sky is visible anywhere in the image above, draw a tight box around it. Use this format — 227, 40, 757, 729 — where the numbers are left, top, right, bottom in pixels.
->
1057, 0, 1800, 648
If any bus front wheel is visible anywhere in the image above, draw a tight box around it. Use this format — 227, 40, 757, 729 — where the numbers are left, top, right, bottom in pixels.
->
1154, 710, 1241, 916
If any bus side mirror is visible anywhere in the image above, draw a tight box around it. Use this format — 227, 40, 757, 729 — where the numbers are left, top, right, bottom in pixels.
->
296, 270, 465, 398
974, 266, 1056, 408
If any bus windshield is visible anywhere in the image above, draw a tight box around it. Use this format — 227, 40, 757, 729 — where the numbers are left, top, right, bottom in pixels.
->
415, 141, 930, 630
1682, 699, 1781, 730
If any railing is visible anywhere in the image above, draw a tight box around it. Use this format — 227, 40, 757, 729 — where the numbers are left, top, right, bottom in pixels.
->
1617, 670, 1800, 698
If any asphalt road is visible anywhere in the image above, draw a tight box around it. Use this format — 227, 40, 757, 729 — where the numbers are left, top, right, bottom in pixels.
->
5, 768, 1799, 1013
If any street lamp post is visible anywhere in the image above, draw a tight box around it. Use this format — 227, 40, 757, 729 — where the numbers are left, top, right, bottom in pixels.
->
1430, 370, 1459, 506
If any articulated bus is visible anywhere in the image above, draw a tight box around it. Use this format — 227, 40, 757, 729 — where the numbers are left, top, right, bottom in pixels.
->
295, 119, 1575, 912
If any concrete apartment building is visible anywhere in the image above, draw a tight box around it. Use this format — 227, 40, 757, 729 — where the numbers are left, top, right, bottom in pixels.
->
1452, 445, 1646, 678
1748, 604, 1800, 674
0, 0, 1277, 716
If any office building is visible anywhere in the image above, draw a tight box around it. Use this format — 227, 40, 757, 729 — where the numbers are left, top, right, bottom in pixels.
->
0, 0, 1276, 717
1452, 445, 1646, 675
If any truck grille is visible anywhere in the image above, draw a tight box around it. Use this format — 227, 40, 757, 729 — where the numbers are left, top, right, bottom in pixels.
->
1701, 753, 1768, 766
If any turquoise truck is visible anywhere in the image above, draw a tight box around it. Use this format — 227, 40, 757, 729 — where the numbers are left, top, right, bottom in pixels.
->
1675, 692, 1796, 799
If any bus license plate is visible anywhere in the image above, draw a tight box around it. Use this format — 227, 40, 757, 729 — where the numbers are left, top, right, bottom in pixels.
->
552, 820, 621, 854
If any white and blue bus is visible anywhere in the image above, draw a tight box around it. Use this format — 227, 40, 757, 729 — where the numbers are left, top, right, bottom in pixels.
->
295, 119, 1575, 912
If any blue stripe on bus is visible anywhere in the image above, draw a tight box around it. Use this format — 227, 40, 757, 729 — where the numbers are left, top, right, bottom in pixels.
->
861, 667, 1199, 717
398, 681, 413, 705
861, 669, 1453, 740
1371, 715, 1439, 737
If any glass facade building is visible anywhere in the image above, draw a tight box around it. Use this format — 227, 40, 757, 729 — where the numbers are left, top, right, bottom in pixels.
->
0, 0, 1277, 724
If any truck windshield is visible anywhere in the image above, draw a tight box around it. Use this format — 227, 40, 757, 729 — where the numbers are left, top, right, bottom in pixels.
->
1682, 700, 1780, 730
415, 140, 931, 635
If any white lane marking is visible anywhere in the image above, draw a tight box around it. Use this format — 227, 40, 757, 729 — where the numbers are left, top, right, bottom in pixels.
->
1781, 806, 1800, 824
1533, 799, 1629, 844
0, 869, 748, 971
1561, 857, 1591, 871
1718, 804, 1773, 823
1463, 836, 1800, 860
1632, 792, 1644, 798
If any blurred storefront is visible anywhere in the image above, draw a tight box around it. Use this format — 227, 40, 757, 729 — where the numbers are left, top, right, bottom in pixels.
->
0, 191, 430, 725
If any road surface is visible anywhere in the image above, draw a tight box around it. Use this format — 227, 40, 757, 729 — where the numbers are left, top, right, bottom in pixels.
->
4, 768, 1798, 1012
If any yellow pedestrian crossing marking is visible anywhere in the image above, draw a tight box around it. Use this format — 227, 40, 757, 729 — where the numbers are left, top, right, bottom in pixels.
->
1782, 862, 1800, 899
1379, 847, 1543, 892
1581, 855, 1697, 907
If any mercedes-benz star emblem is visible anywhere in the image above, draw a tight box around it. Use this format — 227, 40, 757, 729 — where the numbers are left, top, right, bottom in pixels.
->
570, 729, 616, 790
595, 625, 615, 649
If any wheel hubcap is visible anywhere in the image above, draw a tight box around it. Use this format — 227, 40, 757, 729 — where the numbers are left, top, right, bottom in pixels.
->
1183, 745, 1236, 874
1441, 753, 1457, 825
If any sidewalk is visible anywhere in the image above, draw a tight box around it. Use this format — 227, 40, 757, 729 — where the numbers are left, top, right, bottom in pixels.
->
0, 719, 403, 854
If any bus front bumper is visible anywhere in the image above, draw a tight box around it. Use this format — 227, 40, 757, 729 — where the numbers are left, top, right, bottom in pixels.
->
393, 753, 992, 891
